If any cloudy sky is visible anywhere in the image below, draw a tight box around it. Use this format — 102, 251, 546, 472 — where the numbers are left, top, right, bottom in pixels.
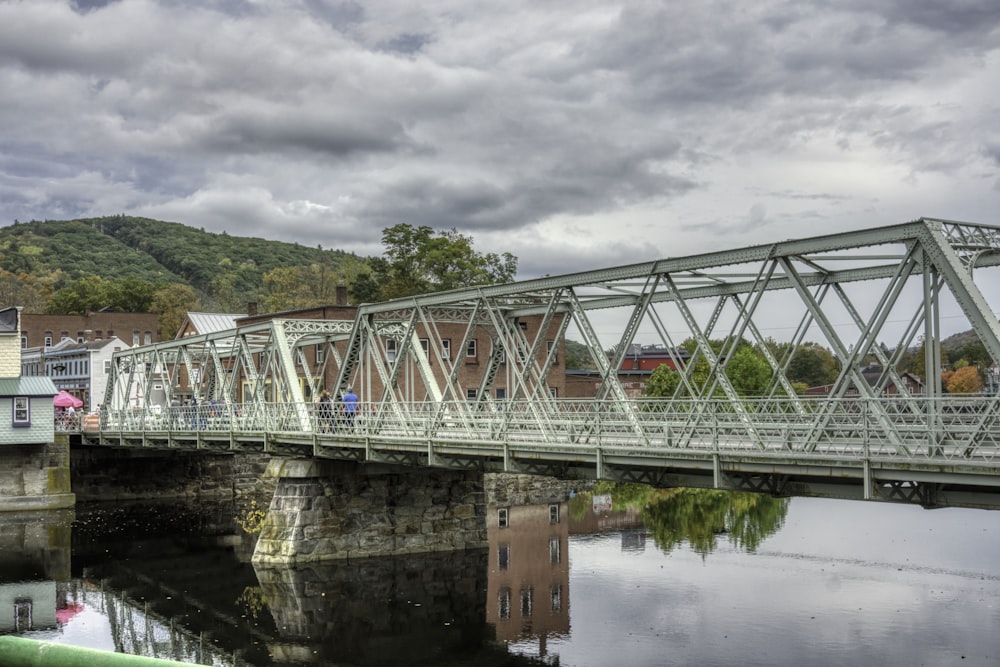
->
1, 0, 998, 279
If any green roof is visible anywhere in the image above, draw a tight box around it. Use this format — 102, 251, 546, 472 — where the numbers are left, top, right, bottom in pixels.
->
0, 376, 58, 397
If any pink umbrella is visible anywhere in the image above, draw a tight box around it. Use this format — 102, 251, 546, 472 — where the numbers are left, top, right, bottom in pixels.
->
53, 390, 83, 408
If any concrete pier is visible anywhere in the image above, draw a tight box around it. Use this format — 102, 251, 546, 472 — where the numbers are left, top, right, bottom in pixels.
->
252, 458, 487, 564
0, 437, 74, 512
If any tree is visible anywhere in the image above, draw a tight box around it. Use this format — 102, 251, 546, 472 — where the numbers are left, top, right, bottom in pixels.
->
945, 365, 982, 394
351, 224, 517, 301
785, 342, 839, 388
645, 363, 681, 398
726, 346, 772, 396
261, 263, 345, 312
151, 284, 201, 339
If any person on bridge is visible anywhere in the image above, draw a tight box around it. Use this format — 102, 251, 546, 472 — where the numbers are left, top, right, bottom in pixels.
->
318, 390, 334, 432
342, 387, 359, 429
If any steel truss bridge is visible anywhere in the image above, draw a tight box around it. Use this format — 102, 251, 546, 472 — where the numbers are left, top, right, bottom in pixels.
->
83, 218, 1000, 509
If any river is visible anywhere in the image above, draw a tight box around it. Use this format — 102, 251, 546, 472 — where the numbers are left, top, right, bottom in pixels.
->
1, 487, 998, 666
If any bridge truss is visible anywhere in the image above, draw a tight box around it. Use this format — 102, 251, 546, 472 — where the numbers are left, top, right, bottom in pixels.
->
94, 217, 1000, 508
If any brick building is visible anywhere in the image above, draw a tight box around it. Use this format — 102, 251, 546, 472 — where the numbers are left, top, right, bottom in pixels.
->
19, 312, 161, 349
232, 296, 568, 403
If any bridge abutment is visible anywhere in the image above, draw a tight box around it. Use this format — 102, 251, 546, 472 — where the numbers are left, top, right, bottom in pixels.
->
252, 459, 487, 564
0, 436, 74, 512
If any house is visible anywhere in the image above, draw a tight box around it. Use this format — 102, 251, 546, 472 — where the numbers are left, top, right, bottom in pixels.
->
804, 364, 924, 397
0, 307, 58, 447
564, 344, 691, 398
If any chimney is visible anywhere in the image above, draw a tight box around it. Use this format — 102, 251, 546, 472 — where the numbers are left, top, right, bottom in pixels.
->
247, 302, 258, 317
336, 285, 348, 306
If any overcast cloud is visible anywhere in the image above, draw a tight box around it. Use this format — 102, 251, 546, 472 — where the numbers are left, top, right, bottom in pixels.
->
0, 0, 998, 278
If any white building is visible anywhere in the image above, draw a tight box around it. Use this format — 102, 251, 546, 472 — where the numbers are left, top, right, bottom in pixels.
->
21, 336, 130, 413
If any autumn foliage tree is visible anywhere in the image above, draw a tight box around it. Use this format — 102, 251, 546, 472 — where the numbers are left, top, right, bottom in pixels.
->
942, 365, 982, 394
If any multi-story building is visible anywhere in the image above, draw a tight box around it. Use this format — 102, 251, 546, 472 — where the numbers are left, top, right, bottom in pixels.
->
19, 312, 161, 349
21, 336, 131, 412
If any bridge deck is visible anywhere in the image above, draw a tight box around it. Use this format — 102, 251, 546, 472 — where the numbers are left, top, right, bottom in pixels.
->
77, 396, 1000, 509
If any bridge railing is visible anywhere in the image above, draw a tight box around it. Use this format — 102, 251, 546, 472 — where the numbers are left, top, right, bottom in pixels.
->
88, 395, 1000, 464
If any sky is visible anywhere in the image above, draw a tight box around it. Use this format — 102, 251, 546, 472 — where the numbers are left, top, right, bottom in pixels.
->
0, 0, 998, 280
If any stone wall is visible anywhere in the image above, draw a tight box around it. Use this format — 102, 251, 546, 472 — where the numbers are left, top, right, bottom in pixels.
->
253, 459, 486, 563
484, 472, 595, 506
70, 446, 274, 503
0, 438, 74, 511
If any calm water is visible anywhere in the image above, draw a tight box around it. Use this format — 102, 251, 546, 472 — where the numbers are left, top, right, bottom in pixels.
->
1, 491, 999, 666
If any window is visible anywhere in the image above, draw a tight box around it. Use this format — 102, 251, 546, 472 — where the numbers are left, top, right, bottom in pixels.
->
133, 331, 140, 345
441, 339, 451, 360
13, 397, 30, 426
386, 339, 398, 363
549, 387, 558, 398
316, 345, 325, 364
44, 333, 52, 348
497, 507, 509, 528
520, 588, 533, 617
144, 331, 152, 345
498, 588, 511, 620
495, 387, 506, 400
498, 543, 510, 570
549, 503, 560, 524
104, 360, 112, 374
551, 585, 562, 612
419, 338, 430, 359
466, 388, 478, 400
518, 321, 528, 333
60, 331, 69, 341
20, 335, 27, 349
549, 537, 561, 564
107, 329, 114, 338
77, 332, 85, 343
547, 340, 558, 364
466, 339, 477, 358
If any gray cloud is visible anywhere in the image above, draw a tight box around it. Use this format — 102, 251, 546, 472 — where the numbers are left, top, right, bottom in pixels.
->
0, 0, 998, 277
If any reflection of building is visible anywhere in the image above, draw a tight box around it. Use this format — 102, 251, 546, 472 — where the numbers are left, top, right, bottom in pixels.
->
0, 508, 73, 634
486, 502, 570, 652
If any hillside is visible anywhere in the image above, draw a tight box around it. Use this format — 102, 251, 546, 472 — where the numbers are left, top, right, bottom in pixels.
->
0, 215, 356, 303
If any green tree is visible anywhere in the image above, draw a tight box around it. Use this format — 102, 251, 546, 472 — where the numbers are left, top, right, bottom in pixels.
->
261, 263, 345, 312
645, 363, 681, 398
352, 224, 517, 301
151, 283, 201, 339
45, 276, 112, 314
785, 342, 839, 388
725, 346, 772, 396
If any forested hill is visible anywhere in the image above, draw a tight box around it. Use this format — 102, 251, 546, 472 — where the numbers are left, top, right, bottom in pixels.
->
0, 215, 355, 306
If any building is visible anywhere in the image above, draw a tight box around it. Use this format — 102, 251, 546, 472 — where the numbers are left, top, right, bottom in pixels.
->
19, 311, 161, 350
804, 364, 924, 397
565, 344, 690, 398
21, 336, 131, 412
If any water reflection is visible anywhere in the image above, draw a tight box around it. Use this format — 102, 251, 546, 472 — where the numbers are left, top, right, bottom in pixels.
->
486, 485, 788, 657
0, 509, 73, 635
3, 487, 995, 666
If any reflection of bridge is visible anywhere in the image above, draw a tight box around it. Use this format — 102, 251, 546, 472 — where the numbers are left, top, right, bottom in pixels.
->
82, 218, 1000, 510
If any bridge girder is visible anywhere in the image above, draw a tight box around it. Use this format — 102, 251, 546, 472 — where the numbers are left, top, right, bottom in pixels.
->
102, 218, 1000, 475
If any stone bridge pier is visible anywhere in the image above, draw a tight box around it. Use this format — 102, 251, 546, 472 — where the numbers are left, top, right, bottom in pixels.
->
252, 459, 487, 564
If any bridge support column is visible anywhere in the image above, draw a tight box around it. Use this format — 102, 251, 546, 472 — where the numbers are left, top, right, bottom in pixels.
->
252, 459, 487, 564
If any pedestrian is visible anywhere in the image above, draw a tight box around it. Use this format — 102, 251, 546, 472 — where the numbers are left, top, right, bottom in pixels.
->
342, 387, 359, 429
318, 390, 334, 432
